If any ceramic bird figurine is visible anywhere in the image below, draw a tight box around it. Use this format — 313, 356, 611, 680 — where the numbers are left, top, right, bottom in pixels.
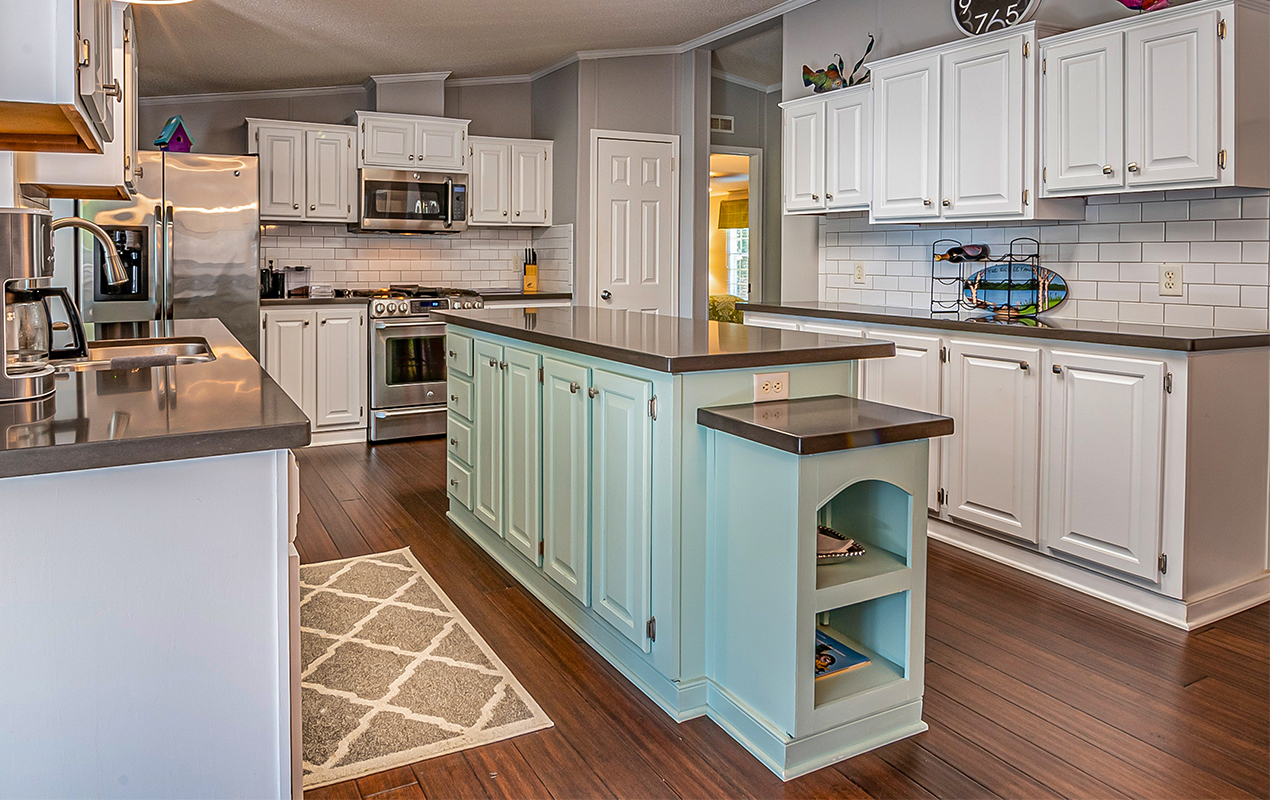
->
1115, 0, 1170, 11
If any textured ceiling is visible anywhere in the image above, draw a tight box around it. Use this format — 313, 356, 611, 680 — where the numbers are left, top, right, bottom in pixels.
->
711, 24, 782, 87
134, 0, 788, 97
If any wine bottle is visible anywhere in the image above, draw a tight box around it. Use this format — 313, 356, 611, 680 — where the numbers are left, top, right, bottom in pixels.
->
935, 244, 991, 263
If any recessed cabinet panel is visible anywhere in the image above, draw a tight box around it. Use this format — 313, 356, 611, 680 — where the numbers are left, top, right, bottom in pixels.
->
417, 121, 466, 171
363, 117, 415, 168
1046, 351, 1166, 581
543, 358, 591, 604
263, 311, 315, 416
941, 36, 1025, 218
314, 308, 366, 429
503, 346, 543, 565
946, 340, 1042, 543
784, 102, 825, 212
78, 0, 115, 141
1042, 33, 1125, 194
470, 141, 509, 224
305, 130, 354, 221
473, 341, 505, 534
872, 55, 941, 220
864, 330, 943, 512
1125, 10, 1220, 187
512, 143, 551, 225
257, 127, 305, 219
825, 91, 872, 210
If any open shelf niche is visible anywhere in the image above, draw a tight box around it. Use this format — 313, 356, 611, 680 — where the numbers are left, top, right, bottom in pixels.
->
815, 479, 914, 609
814, 592, 911, 711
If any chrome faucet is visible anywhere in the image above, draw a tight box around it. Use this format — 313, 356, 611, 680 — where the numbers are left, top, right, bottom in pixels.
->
51, 217, 129, 286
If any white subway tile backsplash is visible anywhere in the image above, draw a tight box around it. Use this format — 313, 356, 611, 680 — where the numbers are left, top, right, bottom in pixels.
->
1165, 304, 1215, 328
1141, 201, 1190, 222
1215, 307, 1270, 329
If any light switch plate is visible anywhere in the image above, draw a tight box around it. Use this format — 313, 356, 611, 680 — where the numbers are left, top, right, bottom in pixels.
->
1159, 263, 1183, 297
754, 371, 790, 402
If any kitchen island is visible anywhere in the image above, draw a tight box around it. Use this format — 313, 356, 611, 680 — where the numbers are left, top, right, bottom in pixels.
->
0, 318, 309, 799
435, 306, 954, 778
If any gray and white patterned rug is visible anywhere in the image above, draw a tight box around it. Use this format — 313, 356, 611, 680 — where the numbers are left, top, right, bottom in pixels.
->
299, 547, 552, 789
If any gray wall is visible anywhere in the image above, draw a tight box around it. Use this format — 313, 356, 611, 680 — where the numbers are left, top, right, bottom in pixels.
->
710, 76, 768, 150
445, 82, 532, 138
372, 79, 444, 116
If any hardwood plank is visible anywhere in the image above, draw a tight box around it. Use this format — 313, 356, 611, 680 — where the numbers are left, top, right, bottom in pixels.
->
871, 737, 999, 799
512, 728, 616, 800
910, 719, 1062, 800
410, 752, 490, 800
303, 445, 365, 503
374, 784, 426, 800
464, 740, 552, 800
297, 484, 341, 564
305, 779, 363, 800
833, 751, 937, 800
300, 455, 374, 559
340, 496, 409, 554
356, 766, 420, 797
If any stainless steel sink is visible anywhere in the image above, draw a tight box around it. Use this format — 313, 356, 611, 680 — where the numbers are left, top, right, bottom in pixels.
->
53, 336, 217, 371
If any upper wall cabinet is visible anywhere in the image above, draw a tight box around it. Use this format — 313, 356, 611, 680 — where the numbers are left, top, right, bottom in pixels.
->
16, 2, 137, 200
355, 111, 469, 172
871, 23, 1084, 224
781, 85, 871, 214
0, 0, 116, 154
247, 119, 357, 223
469, 136, 553, 227
1040, 0, 1270, 197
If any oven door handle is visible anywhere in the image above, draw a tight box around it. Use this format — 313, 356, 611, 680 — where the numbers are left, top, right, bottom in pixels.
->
373, 407, 446, 420
374, 321, 444, 330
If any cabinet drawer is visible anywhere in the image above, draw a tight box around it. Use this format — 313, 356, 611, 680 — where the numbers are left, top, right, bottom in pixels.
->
447, 415, 473, 464
447, 333, 474, 376
447, 457, 473, 511
448, 375, 473, 420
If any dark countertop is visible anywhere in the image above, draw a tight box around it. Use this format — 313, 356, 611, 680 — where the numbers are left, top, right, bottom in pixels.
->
0, 318, 310, 480
434, 307, 896, 374
475, 290, 573, 302
698, 394, 955, 455
261, 297, 368, 306
738, 301, 1270, 352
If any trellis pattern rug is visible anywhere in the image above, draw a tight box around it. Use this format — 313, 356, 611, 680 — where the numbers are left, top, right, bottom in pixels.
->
299, 548, 552, 789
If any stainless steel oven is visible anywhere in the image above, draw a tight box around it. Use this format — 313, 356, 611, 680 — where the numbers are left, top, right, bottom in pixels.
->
357, 168, 467, 233
369, 290, 482, 442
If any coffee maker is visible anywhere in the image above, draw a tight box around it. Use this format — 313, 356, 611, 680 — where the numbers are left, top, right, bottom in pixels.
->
1, 208, 127, 404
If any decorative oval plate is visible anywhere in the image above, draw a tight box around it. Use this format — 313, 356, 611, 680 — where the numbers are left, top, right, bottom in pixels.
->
962, 263, 1067, 316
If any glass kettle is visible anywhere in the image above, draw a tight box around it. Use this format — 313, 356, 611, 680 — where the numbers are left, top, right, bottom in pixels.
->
3, 286, 87, 373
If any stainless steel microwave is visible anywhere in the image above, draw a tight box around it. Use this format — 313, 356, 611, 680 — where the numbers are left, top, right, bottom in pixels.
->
357, 168, 467, 233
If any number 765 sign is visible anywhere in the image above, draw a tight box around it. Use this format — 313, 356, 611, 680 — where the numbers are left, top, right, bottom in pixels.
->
953, 0, 1041, 36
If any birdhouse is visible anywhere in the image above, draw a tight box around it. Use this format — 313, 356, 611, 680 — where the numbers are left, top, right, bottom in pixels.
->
154, 115, 193, 153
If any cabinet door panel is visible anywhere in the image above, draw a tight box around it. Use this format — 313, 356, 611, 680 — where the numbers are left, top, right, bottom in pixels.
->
783, 102, 825, 212
263, 311, 315, 421
258, 127, 305, 219
512, 143, 551, 225
942, 36, 1025, 217
946, 340, 1041, 542
503, 347, 542, 565
314, 308, 365, 429
590, 369, 653, 652
306, 130, 354, 221
470, 140, 509, 224
363, 117, 415, 168
417, 122, 466, 170
472, 341, 505, 533
872, 56, 941, 220
1047, 351, 1165, 581
1043, 33, 1125, 194
864, 330, 942, 511
825, 90, 871, 210
1125, 10, 1220, 187
543, 358, 591, 603
78, 0, 114, 138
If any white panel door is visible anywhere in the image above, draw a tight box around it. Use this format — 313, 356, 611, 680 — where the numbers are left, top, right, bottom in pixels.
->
946, 339, 1042, 542
1125, 9, 1221, 187
1042, 33, 1125, 194
305, 130, 354, 222
263, 310, 315, 421
1046, 350, 1166, 581
257, 126, 305, 219
362, 116, 415, 168
470, 139, 509, 225
824, 90, 871, 210
864, 330, 943, 511
590, 368, 653, 653
314, 308, 365, 429
872, 55, 941, 220
512, 142, 551, 225
542, 358, 591, 604
783, 101, 825, 212
941, 35, 1025, 218
416, 120, 466, 171
594, 136, 677, 312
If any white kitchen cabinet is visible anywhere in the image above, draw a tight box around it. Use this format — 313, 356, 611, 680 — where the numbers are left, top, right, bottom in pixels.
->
863, 330, 943, 512
78, 0, 115, 140
945, 339, 1042, 544
262, 305, 367, 439
15, 2, 137, 200
782, 97, 826, 213
249, 119, 357, 222
469, 136, 553, 226
1041, 0, 1270, 196
356, 111, 469, 171
1045, 350, 1166, 581
871, 54, 941, 221
781, 87, 871, 215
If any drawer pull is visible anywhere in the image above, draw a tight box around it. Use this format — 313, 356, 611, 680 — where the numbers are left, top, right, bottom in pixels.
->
450, 479, 459, 487
449, 437, 458, 445
1127, 162, 1139, 173
448, 349, 456, 358
488, 358, 497, 367
1102, 165, 1114, 175
588, 387, 599, 398
923, 198, 933, 207
1019, 360, 1030, 371
569, 382, 579, 393
450, 394, 458, 401
1052, 365, 1063, 374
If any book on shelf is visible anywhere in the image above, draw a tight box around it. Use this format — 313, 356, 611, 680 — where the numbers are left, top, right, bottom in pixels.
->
815, 629, 871, 680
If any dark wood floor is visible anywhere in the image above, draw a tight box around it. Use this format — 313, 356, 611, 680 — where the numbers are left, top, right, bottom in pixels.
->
295, 439, 1269, 800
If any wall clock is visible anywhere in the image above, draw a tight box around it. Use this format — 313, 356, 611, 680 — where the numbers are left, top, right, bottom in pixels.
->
952, 0, 1042, 36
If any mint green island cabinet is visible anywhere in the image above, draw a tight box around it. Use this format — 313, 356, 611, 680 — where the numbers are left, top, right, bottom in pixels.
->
435, 307, 950, 779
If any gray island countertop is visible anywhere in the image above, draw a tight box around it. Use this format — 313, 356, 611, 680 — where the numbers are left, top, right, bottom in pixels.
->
0, 318, 310, 480
434, 306, 896, 373
738, 301, 1270, 352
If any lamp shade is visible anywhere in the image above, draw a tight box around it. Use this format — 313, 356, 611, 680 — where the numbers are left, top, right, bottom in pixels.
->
718, 198, 749, 229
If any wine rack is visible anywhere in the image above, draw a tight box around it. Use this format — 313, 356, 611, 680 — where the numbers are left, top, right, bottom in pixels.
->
929, 237, 1041, 315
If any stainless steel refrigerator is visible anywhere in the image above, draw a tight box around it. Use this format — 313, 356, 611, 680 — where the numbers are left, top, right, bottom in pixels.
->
79, 150, 261, 357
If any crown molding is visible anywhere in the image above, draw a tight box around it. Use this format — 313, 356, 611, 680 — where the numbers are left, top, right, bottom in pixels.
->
577, 44, 683, 61
712, 69, 781, 94
679, 0, 814, 50
138, 82, 365, 106
447, 73, 535, 87
367, 71, 453, 85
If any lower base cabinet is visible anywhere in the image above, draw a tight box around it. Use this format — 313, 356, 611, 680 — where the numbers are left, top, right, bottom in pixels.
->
262, 306, 367, 436
542, 358, 592, 604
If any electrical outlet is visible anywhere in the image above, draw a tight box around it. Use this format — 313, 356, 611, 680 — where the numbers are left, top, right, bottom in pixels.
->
753, 371, 790, 402
853, 261, 867, 285
1159, 263, 1183, 297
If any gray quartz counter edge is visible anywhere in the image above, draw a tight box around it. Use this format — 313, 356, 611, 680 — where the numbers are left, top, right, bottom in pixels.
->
261, 297, 369, 306
738, 302, 1270, 352
477, 291, 572, 302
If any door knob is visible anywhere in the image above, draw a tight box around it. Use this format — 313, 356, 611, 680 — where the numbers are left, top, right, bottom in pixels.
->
600, 290, 612, 301
1127, 162, 1139, 173
1102, 165, 1114, 175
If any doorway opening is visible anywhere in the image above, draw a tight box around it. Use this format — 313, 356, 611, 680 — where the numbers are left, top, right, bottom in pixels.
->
708, 149, 762, 305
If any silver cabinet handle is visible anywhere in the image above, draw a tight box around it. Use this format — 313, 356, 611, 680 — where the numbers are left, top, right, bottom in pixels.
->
515, 210, 521, 216
488, 358, 497, 367
449, 437, 458, 445
450, 479, 459, 487
103, 79, 121, 98
1019, 361, 1030, 371
942, 199, 951, 207
408, 154, 415, 160
499, 361, 507, 370
588, 387, 599, 398
569, 382, 579, 393
448, 349, 456, 358
320, 319, 327, 325
923, 198, 933, 207
450, 394, 458, 401
293, 203, 299, 210
503, 210, 508, 216
303, 320, 310, 327
1052, 365, 1063, 374
826, 192, 833, 200
1128, 162, 1139, 173
310, 205, 316, 211
811, 193, 819, 201
1102, 165, 1114, 175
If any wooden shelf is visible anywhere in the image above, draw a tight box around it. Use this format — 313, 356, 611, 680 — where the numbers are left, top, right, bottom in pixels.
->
813, 625, 906, 710
815, 546, 911, 612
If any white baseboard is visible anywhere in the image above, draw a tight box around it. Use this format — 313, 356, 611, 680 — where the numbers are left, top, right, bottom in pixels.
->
307, 428, 367, 447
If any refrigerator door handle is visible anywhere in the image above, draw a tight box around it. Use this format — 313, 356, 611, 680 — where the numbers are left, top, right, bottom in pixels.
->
154, 203, 166, 328
164, 203, 175, 332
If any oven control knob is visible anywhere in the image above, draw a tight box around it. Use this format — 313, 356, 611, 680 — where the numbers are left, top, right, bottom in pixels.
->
374, 301, 385, 315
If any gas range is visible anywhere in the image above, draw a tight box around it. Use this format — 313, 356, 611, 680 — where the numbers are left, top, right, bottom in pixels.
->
366, 286, 485, 319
